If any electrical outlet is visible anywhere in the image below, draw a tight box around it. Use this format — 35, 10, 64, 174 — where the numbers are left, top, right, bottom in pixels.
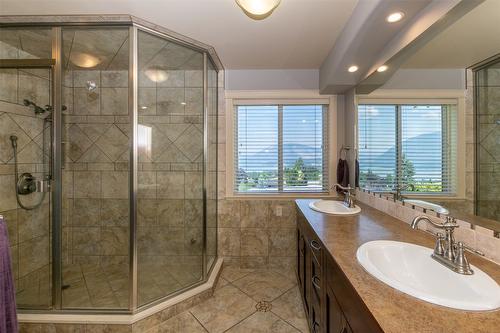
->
276, 206, 283, 217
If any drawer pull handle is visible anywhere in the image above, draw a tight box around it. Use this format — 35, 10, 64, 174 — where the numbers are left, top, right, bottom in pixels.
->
312, 275, 321, 290
310, 240, 321, 251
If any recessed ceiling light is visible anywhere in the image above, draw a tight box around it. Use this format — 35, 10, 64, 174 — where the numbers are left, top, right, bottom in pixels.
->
181, 102, 187, 106
386, 12, 404, 23
377, 65, 388, 73
235, 0, 281, 20
140, 106, 148, 110
348, 66, 358, 73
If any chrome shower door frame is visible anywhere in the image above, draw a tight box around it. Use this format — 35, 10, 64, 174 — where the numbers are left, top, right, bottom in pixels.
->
1, 17, 220, 314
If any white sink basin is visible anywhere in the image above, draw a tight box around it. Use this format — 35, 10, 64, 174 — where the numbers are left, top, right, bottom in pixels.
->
404, 199, 449, 215
309, 200, 361, 215
356, 240, 500, 311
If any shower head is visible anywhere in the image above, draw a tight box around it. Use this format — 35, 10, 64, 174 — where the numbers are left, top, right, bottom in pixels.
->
86, 80, 97, 92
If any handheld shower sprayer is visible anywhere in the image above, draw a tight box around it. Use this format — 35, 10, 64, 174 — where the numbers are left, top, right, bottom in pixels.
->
10, 135, 17, 149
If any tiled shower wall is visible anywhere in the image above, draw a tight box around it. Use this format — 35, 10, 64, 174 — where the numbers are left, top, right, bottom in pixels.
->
136, 65, 207, 275
62, 67, 208, 267
61, 69, 131, 268
0, 67, 51, 307
475, 66, 500, 221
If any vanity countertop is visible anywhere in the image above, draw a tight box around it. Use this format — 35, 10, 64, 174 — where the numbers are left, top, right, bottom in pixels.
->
295, 199, 500, 333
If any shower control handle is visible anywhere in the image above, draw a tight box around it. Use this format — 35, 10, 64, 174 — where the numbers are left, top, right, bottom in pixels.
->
16, 173, 51, 195
17, 173, 37, 195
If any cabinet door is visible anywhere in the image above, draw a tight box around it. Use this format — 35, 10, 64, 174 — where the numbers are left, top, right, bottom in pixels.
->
326, 285, 344, 333
304, 232, 312, 315
297, 228, 304, 290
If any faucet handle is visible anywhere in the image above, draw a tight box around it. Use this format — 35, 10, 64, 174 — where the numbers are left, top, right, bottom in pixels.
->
442, 216, 459, 231
433, 233, 445, 256
453, 242, 474, 275
461, 243, 485, 256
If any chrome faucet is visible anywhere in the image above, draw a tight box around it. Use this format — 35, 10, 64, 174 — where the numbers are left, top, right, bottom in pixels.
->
411, 215, 484, 275
333, 184, 356, 208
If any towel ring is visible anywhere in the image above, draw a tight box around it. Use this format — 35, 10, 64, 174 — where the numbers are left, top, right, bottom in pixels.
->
340, 145, 351, 159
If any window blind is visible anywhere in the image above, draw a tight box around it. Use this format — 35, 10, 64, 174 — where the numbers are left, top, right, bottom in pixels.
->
358, 104, 457, 195
234, 104, 328, 194
358, 105, 397, 191
400, 105, 457, 193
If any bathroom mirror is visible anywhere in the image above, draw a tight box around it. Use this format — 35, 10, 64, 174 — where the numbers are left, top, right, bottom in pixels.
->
356, 0, 500, 231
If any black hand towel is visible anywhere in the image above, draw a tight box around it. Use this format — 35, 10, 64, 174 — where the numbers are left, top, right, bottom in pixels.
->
336, 158, 350, 192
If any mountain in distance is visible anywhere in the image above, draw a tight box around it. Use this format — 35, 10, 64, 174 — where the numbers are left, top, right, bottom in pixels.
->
360, 131, 443, 177
238, 143, 322, 171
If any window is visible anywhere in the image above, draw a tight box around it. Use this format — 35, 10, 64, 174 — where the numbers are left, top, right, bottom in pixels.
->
358, 104, 457, 195
234, 104, 328, 194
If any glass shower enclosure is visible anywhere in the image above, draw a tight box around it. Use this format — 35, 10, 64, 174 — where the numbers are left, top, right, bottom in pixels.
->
474, 57, 500, 221
0, 18, 218, 313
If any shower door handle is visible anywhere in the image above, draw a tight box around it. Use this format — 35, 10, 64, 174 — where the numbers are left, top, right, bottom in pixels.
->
35, 179, 52, 193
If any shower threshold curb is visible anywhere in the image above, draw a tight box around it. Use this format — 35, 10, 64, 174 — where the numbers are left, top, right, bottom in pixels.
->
18, 258, 223, 325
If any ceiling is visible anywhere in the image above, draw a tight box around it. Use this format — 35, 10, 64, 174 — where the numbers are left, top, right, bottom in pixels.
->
0, 0, 358, 69
403, 0, 500, 69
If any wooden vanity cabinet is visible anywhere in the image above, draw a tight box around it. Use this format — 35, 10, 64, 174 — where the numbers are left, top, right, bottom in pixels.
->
297, 211, 383, 333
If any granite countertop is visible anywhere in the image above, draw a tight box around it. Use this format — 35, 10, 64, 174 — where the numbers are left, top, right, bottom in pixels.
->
295, 199, 500, 333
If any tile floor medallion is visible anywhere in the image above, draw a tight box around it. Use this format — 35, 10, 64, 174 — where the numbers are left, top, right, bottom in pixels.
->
161, 266, 309, 333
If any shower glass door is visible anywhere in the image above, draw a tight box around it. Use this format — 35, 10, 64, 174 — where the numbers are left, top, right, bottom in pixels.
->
60, 27, 131, 310
1, 26, 54, 310
136, 29, 205, 306
475, 59, 500, 221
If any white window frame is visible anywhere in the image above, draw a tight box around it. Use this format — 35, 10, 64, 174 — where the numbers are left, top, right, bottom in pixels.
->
356, 89, 467, 199
225, 90, 338, 198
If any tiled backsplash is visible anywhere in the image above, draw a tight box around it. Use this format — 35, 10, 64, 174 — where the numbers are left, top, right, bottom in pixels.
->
356, 189, 500, 264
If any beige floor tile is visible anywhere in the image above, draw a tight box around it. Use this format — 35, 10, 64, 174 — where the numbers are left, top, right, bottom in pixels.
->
220, 267, 254, 282
190, 284, 256, 333
159, 311, 207, 333
271, 287, 309, 333
226, 311, 301, 333
214, 277, 229, 290
232, 270, 296, 302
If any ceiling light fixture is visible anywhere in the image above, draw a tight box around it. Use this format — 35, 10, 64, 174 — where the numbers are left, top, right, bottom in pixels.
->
386, 11, 404, 23
377, 65, 388, 73
235, 0, 281, 20
348, 66, 358, 73
144, 67, 169, 83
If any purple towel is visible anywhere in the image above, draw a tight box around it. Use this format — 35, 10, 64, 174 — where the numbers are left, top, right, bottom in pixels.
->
0, 216, 18, 333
